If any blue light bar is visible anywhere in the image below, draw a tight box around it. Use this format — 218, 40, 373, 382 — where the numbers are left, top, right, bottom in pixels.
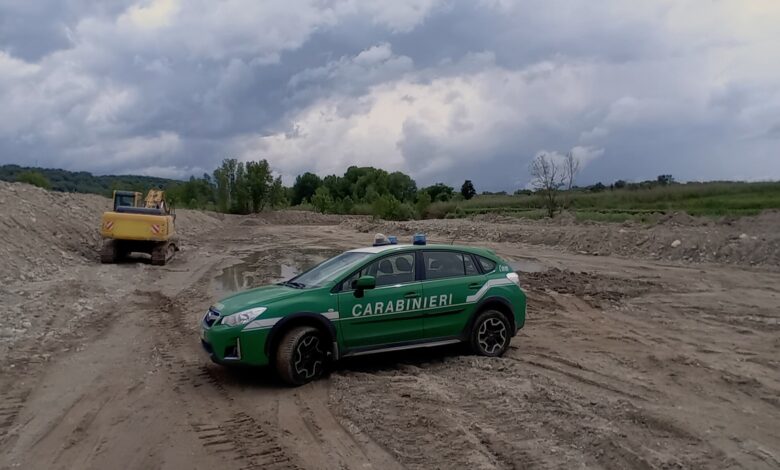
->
388, 236, 398, 245
412, 233, 427, 245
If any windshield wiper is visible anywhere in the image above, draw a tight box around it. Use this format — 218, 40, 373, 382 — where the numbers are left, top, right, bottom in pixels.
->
279, 280, 306, 289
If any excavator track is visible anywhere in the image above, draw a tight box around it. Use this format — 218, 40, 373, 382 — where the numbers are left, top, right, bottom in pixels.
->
100, 240, 117, 264
151, 241, 176, 266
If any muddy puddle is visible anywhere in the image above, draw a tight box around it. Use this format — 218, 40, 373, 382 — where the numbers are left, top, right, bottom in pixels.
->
212, 248, 340, 296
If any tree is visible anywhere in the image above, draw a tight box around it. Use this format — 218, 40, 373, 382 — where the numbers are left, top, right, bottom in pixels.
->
16, 170, 51, 189
530, 153, 565, 218
388, 171, 417, 202
246, 160, 273, 212
460, 180, 476, 200
292, 172, 322, 205
213, 158, 240, 212
657, 174, 674, 186
562, 152, 580, 209
269, 176, 287, 208
232, 161, 250, 214
614, 179, 627, 189
311, 186, 333, 213
422, 183, 454, 202
415, 190, 432, 217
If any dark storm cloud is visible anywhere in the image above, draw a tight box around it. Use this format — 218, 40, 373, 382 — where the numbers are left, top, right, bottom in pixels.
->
0, 1, 128, 60
0, 0, 778, 187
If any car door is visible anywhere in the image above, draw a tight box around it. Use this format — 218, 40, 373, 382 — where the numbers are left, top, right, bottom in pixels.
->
421, 250, 485, 338
336, 251, 424, 350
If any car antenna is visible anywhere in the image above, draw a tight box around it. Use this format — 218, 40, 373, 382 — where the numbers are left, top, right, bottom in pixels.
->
450, 235, 457, 245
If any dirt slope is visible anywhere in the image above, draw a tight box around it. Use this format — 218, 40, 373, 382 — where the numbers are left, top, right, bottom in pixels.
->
345, 210, 780, 268
0, 181, 228, 284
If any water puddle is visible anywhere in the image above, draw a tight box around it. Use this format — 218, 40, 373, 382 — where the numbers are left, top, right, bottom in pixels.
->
509, 257, 549, 273
213, 248, 340, 296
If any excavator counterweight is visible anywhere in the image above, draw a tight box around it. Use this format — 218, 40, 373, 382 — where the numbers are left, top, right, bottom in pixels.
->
100, 189, 178, 265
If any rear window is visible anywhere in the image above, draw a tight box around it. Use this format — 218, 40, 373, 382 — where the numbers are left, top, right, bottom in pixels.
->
424, 251, 480, 280
477, 256, 497, 273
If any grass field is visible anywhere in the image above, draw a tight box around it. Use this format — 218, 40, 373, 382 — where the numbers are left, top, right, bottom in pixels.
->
426, 181, 780, 221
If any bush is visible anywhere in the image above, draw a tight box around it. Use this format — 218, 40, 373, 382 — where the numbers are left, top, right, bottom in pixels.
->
16, 171, 51, 189
372, 195, 416, 220
425, 201, 457, 219
444, 206, 467, 219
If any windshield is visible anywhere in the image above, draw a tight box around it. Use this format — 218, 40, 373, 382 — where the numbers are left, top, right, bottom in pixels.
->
114, 194, 136, 209
282, 251, 373, 288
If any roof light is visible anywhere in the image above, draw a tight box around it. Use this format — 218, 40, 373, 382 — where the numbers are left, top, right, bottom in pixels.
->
412, 233, 427, 245
388, 235, 398, 245
373, 233, 390, 246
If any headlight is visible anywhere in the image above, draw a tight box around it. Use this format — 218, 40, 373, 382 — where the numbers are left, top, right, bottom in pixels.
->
220, 307, 267, 327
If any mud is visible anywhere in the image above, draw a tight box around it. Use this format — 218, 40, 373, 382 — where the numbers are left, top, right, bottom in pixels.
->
1, 183, 779, 469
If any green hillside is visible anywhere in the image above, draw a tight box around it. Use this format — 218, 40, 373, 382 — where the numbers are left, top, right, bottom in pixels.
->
0, 164, 178, 196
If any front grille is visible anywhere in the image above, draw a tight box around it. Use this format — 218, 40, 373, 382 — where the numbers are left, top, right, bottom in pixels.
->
203, 308, 221, 328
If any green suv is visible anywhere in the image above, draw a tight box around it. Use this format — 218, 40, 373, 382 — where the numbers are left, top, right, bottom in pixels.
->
201, 239, 526, 385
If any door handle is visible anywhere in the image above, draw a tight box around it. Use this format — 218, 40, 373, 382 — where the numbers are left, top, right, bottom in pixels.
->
467, 283, 482, 290
404, 292, 419, 298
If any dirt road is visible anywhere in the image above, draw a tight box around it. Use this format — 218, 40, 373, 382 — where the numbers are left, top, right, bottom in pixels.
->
1, 218, 779, 469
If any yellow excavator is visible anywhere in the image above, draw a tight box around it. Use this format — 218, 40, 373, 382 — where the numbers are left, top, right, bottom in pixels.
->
100, 189, 178, 265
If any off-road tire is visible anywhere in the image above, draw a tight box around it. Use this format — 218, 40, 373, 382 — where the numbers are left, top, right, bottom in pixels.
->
100, 240, 117, 264
275, 326, 326, 386
470, 310, 511, 357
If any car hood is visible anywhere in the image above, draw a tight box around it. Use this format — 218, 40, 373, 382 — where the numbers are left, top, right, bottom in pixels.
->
214, 284, 300, 315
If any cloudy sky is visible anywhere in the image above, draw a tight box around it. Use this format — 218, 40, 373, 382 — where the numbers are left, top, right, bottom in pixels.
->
1, 0, 778, 190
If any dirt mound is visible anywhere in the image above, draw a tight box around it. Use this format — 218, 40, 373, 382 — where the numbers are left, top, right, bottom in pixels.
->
0, 182, 226, 284
656, 211, 704, 227
243, 210, 358, 225
344, 211, 780, 268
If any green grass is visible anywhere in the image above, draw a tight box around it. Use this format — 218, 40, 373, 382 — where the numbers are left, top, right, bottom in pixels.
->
425, 181, 780, 221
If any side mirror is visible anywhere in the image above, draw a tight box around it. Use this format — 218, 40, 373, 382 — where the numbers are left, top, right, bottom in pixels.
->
356, 275, 376, 290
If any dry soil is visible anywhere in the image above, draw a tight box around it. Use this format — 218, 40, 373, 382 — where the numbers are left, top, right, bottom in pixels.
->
1, 182, 778, 470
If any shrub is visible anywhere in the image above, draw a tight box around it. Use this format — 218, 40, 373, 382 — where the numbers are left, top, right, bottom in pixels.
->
17, 171, 51, 189
372, 195, 416, 220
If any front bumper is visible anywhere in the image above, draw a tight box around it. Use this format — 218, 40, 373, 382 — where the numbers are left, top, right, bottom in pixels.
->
201, 325, 271, 366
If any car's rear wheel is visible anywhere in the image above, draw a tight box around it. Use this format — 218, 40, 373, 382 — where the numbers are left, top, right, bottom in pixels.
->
275, 326, 326, 386
470, 310, 511, 357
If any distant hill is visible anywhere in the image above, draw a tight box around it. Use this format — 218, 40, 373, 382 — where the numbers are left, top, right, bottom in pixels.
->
0, 164, 179, 196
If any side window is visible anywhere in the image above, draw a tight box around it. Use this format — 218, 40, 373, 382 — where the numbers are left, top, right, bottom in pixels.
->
464, 254, 479, 276
477, 256, 496, 273
348, 253, 416, 288
340, 270, 362, 291
424, 251, 469, 280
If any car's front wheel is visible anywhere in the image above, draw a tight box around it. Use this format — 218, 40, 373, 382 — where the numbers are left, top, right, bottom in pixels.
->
275, 326, 327, 386
470, 310, 511, 357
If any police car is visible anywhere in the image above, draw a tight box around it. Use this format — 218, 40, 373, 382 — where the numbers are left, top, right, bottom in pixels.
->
201, 234, 526, 385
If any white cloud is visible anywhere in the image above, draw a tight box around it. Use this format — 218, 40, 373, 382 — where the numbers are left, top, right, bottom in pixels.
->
0, 0, 779, 186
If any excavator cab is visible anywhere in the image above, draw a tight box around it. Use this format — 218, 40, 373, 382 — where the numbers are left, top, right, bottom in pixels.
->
112, 191, 142, 211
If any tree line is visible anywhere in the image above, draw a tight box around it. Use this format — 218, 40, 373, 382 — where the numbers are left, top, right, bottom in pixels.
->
3, 159, 687, 221
165, 160, 475, 218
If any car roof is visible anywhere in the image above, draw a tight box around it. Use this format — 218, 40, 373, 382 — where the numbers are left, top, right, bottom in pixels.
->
348, 243, 495, 257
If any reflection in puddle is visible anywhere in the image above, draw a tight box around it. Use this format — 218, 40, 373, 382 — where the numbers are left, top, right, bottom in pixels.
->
213, 248, 340, 296
509, 257, 548, 273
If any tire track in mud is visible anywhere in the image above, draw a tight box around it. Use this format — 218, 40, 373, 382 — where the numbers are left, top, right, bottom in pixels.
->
0, 391, 26, 447
145, 240, 402, 470
146, 287, 302, 470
